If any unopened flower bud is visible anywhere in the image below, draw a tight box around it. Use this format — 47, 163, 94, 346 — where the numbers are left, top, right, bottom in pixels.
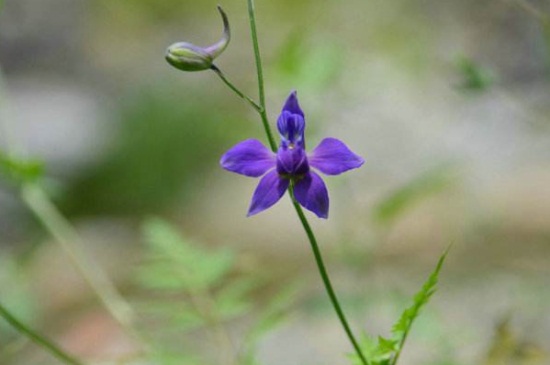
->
165, 6, 230, 72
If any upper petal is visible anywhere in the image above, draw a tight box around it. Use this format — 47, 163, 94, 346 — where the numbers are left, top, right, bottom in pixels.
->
248, 170, 289, 216
277, 91, 306, 146
293, 171, 329, 219
220, 139, 276, 177
281, 90, 304, 118
309, 138, 364, 175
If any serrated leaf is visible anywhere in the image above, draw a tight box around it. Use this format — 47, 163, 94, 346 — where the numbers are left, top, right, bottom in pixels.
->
389, 248, 450, 364
349, 334, 394, 365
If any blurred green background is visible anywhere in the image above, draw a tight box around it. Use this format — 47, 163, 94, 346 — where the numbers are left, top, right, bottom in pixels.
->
0, 0, 549, 364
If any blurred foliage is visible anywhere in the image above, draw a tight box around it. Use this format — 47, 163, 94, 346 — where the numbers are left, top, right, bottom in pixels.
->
61, 87, 247, 216
137, 218, 297, 365
349, 249, 448, 365
373, 164, 456, 225
271, 33, 344, 93
0, 151, 43, 185
455, 57, 494, 92
91, 0, 213, 24
0, 254, 35, 338
482, 317, 548, 365
543, 23, 550, 72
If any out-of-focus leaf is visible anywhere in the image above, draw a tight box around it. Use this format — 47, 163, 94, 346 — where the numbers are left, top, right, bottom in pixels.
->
374, 165, 455, 224
141, 218, 234, 291
455, 56, 494, 92
483, 317, 549, 365
215, 278, 258, 320
273, 33, 343, 92
0, 151, 43, 184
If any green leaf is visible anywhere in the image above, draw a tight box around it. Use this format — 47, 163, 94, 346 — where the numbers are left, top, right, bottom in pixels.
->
389, 247, 450, 364
349, 334, 394, 365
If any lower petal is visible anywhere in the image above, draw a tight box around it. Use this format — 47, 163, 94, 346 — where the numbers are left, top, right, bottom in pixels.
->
293, 171, 329, 218
248, 170, 289, 216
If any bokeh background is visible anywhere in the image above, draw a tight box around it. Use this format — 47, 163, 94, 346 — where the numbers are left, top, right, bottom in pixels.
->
1, 0, 549, 364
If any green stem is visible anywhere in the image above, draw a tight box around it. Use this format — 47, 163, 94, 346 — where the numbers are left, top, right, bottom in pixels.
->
20, 183, 135, 330
0, 302, 85, 365
242, 1, 368, 363
289, 187, 369, 365
211, 65, 262, 113
246, 0, 277, 152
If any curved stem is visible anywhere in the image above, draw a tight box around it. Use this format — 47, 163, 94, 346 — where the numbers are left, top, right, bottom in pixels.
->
246, 0, 277, 152
0, 302, 85, 365
211, 65, 262, 113
289, 187, 369, 365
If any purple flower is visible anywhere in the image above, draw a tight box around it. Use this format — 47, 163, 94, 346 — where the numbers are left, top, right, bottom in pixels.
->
220, 91, 364, 218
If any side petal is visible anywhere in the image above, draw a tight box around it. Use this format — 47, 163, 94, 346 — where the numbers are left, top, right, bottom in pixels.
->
309, 138, 364, 175
293, 171, 329, 219
220, 139, 276, 177
248, 170, 289, 216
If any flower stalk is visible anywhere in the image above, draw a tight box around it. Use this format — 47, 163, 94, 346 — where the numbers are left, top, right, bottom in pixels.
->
289, 187, 369, 365
0, 302, 85, 365
243, 1, 369, 364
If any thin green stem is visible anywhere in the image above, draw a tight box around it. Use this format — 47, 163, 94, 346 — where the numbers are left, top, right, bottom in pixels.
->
211, 65, 262, 113
20, 183, 135, 330
289, 188, 369, 365
246, 0, 277, 152
0, 302, 85, 365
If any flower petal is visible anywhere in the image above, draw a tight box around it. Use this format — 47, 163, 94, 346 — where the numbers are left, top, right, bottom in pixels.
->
309, 138, 364, 175
293, 171, 329, 218
248, 170, 289, 216
220, 139, 276, 177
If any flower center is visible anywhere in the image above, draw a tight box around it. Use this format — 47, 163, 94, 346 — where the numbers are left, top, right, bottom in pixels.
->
276, 146, 309, 178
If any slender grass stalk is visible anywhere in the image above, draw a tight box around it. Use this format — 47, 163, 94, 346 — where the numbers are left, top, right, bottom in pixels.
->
20, 183, 135, 329
0, 302, 85, 365
246, 0, 277, 152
